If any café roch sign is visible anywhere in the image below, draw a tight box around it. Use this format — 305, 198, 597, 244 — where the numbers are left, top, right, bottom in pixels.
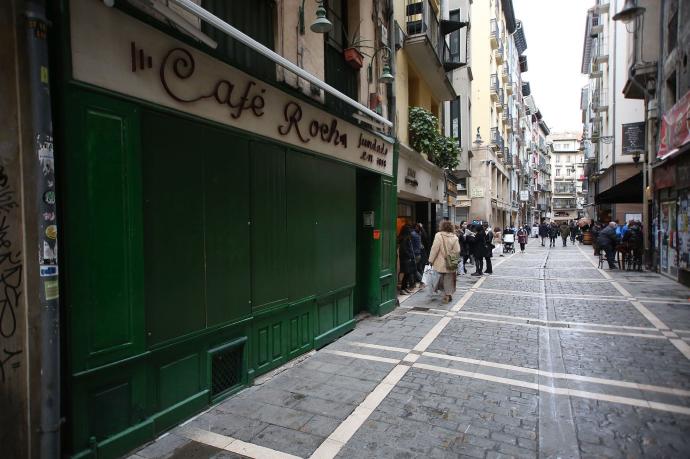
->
69, 0, 393, 176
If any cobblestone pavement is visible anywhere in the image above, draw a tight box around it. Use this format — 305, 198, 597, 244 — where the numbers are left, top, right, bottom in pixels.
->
130, 242, 690, 459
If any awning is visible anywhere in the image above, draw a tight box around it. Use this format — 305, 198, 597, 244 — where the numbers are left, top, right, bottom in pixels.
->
596, 172, 643, 204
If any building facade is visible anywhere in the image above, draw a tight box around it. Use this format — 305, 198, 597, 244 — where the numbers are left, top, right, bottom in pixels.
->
581, 0, 645, 224
0, 0, 399, 457
394, 0, 460, 234
550, 133, 585, 223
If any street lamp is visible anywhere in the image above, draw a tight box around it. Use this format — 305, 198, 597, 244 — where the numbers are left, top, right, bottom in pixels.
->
299, 0, 333, 35
612, 0, 645, 27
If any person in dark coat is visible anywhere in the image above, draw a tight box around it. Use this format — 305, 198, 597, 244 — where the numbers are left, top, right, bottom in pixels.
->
548, 223, 558, 248
471, 224, 489, 276
559, 222, 570, 247
569, 221, 578, 244
591, 222, 602, 255
539, 221, 549, 246
398, 226, 416, 293
517, 227, 528, 253
597, 222, 619, 269
623, 221, 643, 271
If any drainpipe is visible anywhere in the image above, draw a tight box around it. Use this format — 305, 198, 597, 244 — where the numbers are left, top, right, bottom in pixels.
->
24, 1, 61, 457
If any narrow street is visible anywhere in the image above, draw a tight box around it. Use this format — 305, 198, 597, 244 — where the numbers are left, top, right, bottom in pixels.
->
131, 243, 690, 459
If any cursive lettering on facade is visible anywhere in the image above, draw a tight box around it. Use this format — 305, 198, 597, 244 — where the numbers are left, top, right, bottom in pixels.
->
278, 102, 347, 148
357, 133, 388, 156
160, 47, 266, 120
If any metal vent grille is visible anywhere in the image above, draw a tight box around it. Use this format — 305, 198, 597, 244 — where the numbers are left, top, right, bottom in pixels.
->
211, 344, 243, 397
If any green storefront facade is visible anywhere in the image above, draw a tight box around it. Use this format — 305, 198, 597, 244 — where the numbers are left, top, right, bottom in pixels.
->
52, 1, 398, 457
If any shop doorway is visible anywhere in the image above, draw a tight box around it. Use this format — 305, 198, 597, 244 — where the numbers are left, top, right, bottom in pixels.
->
355, 169, 396, 315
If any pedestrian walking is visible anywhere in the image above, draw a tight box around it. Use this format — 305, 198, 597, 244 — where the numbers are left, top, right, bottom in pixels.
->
483, 223, 494, 274
548, 223, 558, 248
517, 226, 528, 253
539, 220, 549, 246
569, 221, 578, 244
494, 226, 503, 257
471, 224, 489, 276
429, 220, 461, 304
398, 226, 416, 294
410, 225, 424, 287
559, 222, 570, 247
463, 223, 476, 271
597, 222, 619, 269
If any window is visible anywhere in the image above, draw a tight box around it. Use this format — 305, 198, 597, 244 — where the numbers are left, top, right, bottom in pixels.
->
449, 9, 462, 64
667, 72, 677, 107
566, 155, 571, 164
556, 168, 561, 177
556, 155, 561, 163
201, 0, 276, 82
458, 178, 467, 195
450, 96, 461, 144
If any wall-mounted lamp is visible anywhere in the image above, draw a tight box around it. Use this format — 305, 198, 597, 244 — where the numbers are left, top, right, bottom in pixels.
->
366, 46, 394, 84
612, 0, 645, 33
299, 0, 333, 35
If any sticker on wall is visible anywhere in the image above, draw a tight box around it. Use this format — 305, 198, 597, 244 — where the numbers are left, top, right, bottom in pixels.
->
39, 265, 58, 277
43, 241, 57, 263
43, 212, 55, 222
44, 279, 59, 300
45, 225, 57, 240
43, 190, 55, 205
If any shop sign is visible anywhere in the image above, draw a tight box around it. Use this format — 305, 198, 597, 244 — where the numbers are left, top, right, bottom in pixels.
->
68, 0, 393, 176
404, 168, 418, 187
621, 122, 646, 155
657, 90, 690, 160
447, 181, 457, 196
519, 190, 529, 201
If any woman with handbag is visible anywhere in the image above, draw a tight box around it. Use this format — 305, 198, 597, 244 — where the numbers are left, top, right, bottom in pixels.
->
429, 220, 461, 304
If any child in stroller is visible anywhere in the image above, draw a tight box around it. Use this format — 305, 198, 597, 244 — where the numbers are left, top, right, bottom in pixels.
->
502, 232, 515, 254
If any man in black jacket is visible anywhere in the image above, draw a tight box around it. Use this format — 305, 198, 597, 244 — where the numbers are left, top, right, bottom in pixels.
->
538, 221, 549, 247
597, 222, 619, 269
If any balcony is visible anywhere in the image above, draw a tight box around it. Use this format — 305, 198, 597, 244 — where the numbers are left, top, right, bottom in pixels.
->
589, 62, 603, 79
506, 79, 514, 95
592, 88, 608, 112
495, 91, 504, 112
490, 127, 504, 151
590, 14, 603, 36
490, 73, 500, 102
594, 36, 609, 64
490, 18, 499, 49
405, 0, 457, 101
505, 149, 514, 168
494, 43, 505, 65
594, 0, 609, 14
501, 67, 509, 83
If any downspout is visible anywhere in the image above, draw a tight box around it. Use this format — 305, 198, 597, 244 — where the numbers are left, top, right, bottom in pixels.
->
611, 0, 617, 220
24, 2, 61, 457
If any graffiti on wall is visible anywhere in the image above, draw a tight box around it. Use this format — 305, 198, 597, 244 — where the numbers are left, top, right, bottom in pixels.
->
0, 164, 22, 383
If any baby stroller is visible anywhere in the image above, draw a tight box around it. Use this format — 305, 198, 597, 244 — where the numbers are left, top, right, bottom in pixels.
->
503, 233, 515, 254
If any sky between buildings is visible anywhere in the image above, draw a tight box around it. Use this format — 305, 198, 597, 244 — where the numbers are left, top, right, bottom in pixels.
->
512, 0, 592, 134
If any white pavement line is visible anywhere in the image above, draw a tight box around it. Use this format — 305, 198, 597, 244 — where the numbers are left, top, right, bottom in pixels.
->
413, 363, 690, 416
453, 315, 666, 339
421, 351, 690, 397
629, 301, 671, 331
451, 278, 485, 312
308, 254, 502, 459
178, 426, 302, 459
407, 310, 446, 318
670, 339, 690, 360
473, 288, 629, 302
322, 350, 401, 364
308, 365, 410, 459
456, 310, 658, 332
412, 317, 453, 352
575, 243, 613, 280
611, 281, 634, 298
349, 342, 410, 354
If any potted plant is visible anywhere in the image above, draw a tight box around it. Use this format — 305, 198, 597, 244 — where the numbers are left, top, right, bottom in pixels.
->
343, 22, 371, 70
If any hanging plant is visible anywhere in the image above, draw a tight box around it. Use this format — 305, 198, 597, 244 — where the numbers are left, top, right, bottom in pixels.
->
408, 107, 460, 170
408, 107, 440, 161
